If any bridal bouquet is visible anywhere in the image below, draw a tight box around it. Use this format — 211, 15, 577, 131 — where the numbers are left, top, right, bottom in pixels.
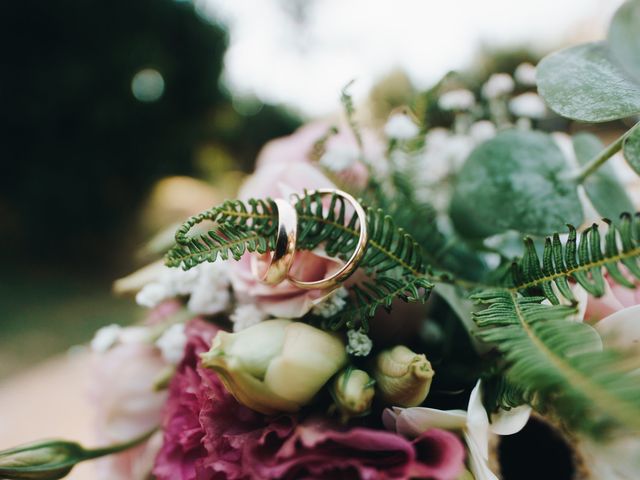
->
3, 2, 640, 479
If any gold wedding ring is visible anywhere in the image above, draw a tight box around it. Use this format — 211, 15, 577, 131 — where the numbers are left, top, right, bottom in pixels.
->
287, 189, 368, 290
250, 198, 298, 285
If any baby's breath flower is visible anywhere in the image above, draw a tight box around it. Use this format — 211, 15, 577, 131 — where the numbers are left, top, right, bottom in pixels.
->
231, 303, 267, 332
509, 92, 547, 119
319, 143, 359, 172
482, 73, 515, 99
438, 89, 475, 111
384, 113, 419, 140
312, 287, 349, 318
156, 323, 187, 364
346, 328, 373, 357
514, 62, 537, 86
136, 282, 170, 308
90, 324, 122, 352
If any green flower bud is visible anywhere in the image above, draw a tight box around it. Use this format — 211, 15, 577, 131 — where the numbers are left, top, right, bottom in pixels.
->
201, 319, 347, 414
331, 368, 375, 419
374, 345, 434, 407
0, 440, 82, 480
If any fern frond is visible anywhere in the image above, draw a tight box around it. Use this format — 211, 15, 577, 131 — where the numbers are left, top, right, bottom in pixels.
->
321, 275, 433, 331
473, 289, 640, 434
510, 213, 640, 304
166, 192, 434, 330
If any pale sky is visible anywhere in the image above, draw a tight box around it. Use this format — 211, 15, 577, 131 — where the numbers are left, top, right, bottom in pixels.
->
197, 0, 623, 116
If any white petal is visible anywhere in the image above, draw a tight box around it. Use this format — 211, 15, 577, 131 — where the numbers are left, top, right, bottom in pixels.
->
394, 407, 467, 437
464, 431, 499, 480
594, 304, 640, 349
490, 404, 531, 435
466, 381, 490, 459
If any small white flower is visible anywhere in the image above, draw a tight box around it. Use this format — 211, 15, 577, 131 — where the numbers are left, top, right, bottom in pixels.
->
346, 328, 373, 357
469, 121, 496, 142
230, 303, 268, 332
91, 324, 122, 352
163, 267, 199, 296
438, 89, 475, 111
509, 92, 546, 119
187, 286, 230, 315
514, 62, 537, 86
482, 73, 515, 99
136, 282, 170, 308
156, 323, 187, 364
319, 144, 360, 172
384, 113, 420, 140
185, 262, 232, 315
312, 287, 348, 318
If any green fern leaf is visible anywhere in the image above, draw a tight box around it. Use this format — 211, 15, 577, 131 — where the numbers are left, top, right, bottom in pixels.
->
510, 213, 640, 304
166, 192, 434, 330
473, 289, 640, 434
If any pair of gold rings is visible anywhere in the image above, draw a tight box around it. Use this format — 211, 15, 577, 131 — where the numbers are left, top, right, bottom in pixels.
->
250, 189, 368, 290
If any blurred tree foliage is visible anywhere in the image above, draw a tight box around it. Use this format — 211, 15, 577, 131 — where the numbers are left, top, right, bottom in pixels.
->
0, 0, 299, 269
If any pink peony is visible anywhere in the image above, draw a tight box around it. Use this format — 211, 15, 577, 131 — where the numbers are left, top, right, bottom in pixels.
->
154, 318, 466, 480
584, 273, 640, 322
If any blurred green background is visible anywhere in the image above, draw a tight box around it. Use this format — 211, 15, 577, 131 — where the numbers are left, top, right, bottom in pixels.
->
0, 0, 301, 378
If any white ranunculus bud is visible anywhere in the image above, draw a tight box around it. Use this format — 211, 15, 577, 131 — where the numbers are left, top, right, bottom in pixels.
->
332, 368, 375, 419
201, 319, 347, 414
374, 345, 434, 407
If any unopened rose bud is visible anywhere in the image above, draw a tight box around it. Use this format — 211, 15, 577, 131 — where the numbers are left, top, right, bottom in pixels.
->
201, 319, 347, 414
0, 440, 81, 480
374, 345, 434, 407
331, 368, 375, 419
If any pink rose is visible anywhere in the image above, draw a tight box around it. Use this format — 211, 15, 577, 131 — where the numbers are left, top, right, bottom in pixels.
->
254, 121, 378, 190
154, 318, 466, 480
584, 273, 640, 322
233, 127, 357, 319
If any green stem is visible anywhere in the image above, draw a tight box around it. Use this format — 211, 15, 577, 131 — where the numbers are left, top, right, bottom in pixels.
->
572, 121, 640, 183
83, 428, 157, 459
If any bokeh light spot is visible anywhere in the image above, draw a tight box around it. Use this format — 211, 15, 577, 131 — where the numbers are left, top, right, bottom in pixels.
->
131, 68, 165, 102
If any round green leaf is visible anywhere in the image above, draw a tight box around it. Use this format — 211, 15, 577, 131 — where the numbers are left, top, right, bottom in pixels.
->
608, 0, 640, 82
623, 126, 640, 175
573, 132, 634, 220
537, 42, 640, 122
451, 130, 583, 237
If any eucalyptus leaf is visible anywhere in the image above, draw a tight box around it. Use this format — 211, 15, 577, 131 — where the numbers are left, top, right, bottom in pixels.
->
608, 0, 640, 82
573, 132, 634, 220
623, 126, 640, 175
537, 42, 640, 122
451, 130, 583, 237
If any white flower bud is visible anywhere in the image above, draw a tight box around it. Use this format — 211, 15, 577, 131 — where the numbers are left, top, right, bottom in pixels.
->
201, 320, 347, 414
514, 62, 537, 86
346, 328, 373, 357
90, 324, 122, 353
374, 345, 434, 407
332, 368, 375, 419
135, 282, 169, 308
438, 89, 475, 111
509, 92, 547, 119
482, 73, 515, 99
